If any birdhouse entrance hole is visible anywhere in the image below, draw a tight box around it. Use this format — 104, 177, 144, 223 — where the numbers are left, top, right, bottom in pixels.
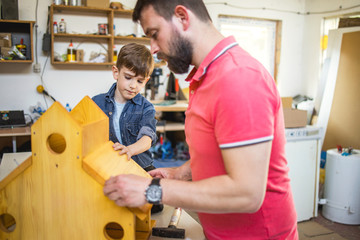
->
104, 222, 124, 239
0, 213, 16, 233
47, 133, 66, 154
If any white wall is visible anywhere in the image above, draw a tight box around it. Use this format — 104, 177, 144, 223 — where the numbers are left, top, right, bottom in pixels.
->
0, 0, 359, 116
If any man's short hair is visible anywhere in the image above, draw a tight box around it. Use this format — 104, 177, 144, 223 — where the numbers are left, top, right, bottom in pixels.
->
116, 43, 154, 78
133, 0, 211, 23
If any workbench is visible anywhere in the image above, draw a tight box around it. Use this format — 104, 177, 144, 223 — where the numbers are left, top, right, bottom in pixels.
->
0, 126, 31, 153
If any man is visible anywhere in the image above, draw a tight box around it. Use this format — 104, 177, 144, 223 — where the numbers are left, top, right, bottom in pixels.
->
103, 0, 298, 239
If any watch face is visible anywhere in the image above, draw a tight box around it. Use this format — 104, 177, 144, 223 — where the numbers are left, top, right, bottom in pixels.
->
147, 185, 162, 203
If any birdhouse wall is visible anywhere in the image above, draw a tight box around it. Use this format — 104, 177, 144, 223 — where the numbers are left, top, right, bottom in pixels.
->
70, 96, 109, 157
0, 100, 138, 239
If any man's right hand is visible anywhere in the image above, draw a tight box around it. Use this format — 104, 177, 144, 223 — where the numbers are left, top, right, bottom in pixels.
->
148, 161, 192, 181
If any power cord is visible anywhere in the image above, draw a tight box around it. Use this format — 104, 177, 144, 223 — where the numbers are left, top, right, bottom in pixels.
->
206, 2, 360, 15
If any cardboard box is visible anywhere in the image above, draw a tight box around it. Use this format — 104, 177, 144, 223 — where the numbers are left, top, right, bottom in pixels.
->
281, 97, 307, 128
76, 49, 84, 62
0, 33, 12, 47
85, 0, 109, 9
1, 47, 12, 58
281, 97, 293, 108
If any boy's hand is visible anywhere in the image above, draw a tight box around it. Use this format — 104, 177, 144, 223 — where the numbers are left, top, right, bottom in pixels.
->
113, 142, 133, 160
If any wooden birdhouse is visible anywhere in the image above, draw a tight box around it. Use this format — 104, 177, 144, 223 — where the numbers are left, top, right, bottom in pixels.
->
0, 96, 154, 240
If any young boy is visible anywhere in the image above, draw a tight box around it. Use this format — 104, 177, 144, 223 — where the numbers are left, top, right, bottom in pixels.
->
92, 43, 157, 172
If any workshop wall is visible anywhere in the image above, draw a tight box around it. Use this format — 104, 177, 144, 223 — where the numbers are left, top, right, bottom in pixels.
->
0, 0, 359, 117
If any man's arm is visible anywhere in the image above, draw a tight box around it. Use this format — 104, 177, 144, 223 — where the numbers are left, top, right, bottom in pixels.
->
104, 141, 271, 213
161, 141, 271, 213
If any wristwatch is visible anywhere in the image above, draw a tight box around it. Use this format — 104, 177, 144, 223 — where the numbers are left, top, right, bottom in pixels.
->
145, 178, 162, 204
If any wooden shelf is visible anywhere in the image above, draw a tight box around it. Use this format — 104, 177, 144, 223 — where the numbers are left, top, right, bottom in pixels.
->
152, 100, 188, 112
54, 33, 112, 39
52, 5, 113, 14
151, 100, 188, 133
156, 122, 185, 133
0, 20, 35, 63
50, 4, 150, 67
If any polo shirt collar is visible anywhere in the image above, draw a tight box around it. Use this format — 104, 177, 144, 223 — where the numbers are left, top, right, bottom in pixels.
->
186, 36, 238, 82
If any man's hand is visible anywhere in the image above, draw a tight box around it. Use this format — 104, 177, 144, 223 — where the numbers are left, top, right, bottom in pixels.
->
103, 174, 151, 207
148, 167, 178, 179
149, 160, 192, 181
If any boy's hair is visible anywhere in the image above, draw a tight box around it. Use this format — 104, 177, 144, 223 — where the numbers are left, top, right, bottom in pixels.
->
116, 43, 154, 78
133, 0, 211, 23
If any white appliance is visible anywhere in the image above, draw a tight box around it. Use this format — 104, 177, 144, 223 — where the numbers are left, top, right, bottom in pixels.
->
322, 149, 360, 225
285, 126, 322, 222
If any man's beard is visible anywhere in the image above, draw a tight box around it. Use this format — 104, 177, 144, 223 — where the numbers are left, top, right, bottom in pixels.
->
157, 29, 193, 74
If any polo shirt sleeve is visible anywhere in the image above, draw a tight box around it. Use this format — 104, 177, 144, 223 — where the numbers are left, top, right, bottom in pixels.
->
213, 65, 278, 149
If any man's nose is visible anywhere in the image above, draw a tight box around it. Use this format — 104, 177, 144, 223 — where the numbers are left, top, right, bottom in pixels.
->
150, 39, 159, 54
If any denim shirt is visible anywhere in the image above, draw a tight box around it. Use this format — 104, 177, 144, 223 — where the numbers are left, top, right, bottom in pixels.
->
92, 83, 157, 168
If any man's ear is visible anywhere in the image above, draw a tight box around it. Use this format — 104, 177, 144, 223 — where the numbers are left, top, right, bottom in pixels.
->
174, 5, 190, 30
112, 65, 119, 80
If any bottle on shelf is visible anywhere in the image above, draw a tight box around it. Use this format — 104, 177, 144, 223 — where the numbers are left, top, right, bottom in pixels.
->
53, 21, 58, 34
58, 19, 66, 33
113, 45, 118, 63
67, 40, 76, 62
16, 38, 27, 57
65, 103, 72, 112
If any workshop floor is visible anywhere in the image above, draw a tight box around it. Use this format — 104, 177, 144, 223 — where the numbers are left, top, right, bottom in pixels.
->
187, 209, 360, 239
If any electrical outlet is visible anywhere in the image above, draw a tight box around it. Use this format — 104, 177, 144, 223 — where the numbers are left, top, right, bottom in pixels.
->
33, 63, 41, 73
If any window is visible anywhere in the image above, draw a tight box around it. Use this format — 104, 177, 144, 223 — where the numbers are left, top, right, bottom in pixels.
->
218, 15, 282, 82
321, 13, 360, 66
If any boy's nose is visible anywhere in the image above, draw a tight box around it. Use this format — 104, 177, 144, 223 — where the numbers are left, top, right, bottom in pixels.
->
129, 80, 136, 88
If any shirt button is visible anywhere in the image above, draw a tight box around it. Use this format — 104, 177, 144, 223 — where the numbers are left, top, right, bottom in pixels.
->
109, 112, 112, 115
191, 90, 194, 94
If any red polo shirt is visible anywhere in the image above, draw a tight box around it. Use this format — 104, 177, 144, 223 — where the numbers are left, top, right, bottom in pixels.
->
185, 36, 298, 239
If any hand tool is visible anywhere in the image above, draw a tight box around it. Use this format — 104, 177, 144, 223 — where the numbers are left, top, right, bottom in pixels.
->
152, 207, 185, 238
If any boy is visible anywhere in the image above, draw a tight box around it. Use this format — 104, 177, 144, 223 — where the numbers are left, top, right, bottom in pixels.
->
92, 43, 157, 172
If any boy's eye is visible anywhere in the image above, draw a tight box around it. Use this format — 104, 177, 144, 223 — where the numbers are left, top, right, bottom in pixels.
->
125, 75, 132, 80
138, 80, 144, 84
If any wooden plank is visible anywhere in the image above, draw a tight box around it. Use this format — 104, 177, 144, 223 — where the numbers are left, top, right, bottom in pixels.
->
0, 127, 31, 137
151, 100, 188, 112
82, 141, 153, 221
0, 152, 32, 190
323, 31, 360, 150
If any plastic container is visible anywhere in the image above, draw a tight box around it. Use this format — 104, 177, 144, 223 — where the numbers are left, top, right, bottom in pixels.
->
113, 45, 117, 63
59, 19, 66, 34
53, 22, 58, 34
67, 40, 75, 62
65, 103, 72, 112
16, 38, 27, 57
322, 148, 360, 225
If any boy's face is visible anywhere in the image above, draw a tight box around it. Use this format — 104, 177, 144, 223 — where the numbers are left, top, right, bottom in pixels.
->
113, 65, 148, 102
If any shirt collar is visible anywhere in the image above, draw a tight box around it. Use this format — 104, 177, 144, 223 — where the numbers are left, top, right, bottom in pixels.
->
186, 36, 238, 82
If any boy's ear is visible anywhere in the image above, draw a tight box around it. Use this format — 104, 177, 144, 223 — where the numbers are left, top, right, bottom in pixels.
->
112, 65, 119, 80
